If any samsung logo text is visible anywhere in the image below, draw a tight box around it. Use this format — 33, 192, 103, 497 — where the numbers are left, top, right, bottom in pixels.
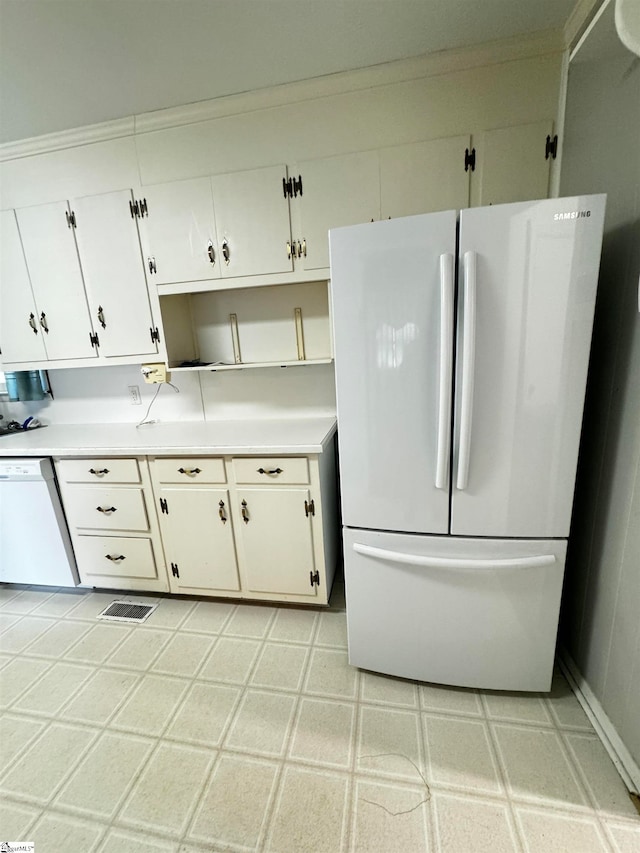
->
553, 210, 591, 220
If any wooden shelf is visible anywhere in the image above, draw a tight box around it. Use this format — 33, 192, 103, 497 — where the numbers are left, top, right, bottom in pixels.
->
170, 357, 333, 373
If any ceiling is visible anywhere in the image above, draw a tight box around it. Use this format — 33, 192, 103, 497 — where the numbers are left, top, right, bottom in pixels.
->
0, 0, 579, 144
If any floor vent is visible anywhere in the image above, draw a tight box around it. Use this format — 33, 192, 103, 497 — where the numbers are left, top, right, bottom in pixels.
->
97, 600, 158, 623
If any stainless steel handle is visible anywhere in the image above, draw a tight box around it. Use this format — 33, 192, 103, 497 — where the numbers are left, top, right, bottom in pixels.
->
105, 554, 125, 562
207, 241, 216, 265
456, 251, 477, 491
96, 506, 117, 513
241, 499, 249, 523
97, 306, 106, 329
222, 239, 230, 265
353, 543, 556, 571
28, 313, 38, 334
219, 500, 227, 523
435, 253, 454, 489
39, 312, 49, 333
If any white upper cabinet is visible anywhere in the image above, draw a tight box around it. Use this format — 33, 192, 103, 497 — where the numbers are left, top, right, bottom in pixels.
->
0, 210, 48, 364
15, 201, 97, 361
211, 164, 294, 279
290, 151, 381, 271
72, 189, 159, 358
380, 135, 471, 218
139, 177, 221, 286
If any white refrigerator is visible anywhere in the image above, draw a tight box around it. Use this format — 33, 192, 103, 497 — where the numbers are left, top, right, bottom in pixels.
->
329, 195, 606, 691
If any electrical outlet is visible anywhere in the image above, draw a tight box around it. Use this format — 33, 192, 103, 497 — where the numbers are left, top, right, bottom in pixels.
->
128, 385, 142, 405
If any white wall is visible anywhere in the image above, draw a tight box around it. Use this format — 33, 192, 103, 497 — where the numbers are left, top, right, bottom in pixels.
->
559, 47, 640, 771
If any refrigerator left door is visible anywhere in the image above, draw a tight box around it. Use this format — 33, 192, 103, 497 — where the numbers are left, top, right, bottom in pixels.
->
330, 211, 457, 535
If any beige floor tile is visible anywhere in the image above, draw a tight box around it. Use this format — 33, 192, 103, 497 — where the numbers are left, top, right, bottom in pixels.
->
14, 661, 95, 716
289, 697, 356, 769
199, 636, 262, 684
32, 589, 88, 618
30, 809, 106, 852
111, 673, 189, 736
150, 632, 214, 677
55, 730, 154, 819
225, 689, 296, 757
180, 599, 237, 634
516, 805, 611, 852
189, 753, 279, 849
266, 765, 349, 853
604, 819, 640, 853
0, 611, 21, 633
0, 800, 41, 839
96, 828, 177, 852
362, 671, 419, 708
433, 791, 519, 853
0, 722, 96, 803
63, 668, 140, 725
66, 591, 122, 621
22, 618, 92, 658
358, 706, 424, 783
224, 604, 276, 638
424, 715, 503, 796
105, 627, 172, 670
493, 723, 587, 808
1, 615, 55, 652
304, 648, 359, 699
0, 714, 47, 767
1, 588, 55, 613
545, 670, 594, 730
483, 693, 552, 726
166, 681, 241, 747
0, 652, 10, 667
64, 622, 132, 663
119, 741, 214, 836
352, 778, 430, 853
0, 584, 28, 606
143, 596, 196, 629
315, 609, 348, 648
420, 683, 483, 717
564, 733, 639, 819
269, 606, 318, 644
250, 642, 309, 691
0, 656, 52, 708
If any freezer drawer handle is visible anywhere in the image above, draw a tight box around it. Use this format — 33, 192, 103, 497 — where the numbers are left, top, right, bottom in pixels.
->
456, 250, 477, 490
436, 253, 454, 489
353, 543, 556, 571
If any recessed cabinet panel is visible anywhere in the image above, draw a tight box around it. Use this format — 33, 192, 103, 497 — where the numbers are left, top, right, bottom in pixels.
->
232, 456, 309, 485
154, 457, 226, 484
140, 177, 221, 285
73, 189, 158, 358
380, 135, 471, 218
57, 458, 141, 484
212, 164, 293, 279
15, 201, 97, 361
75, 535, 159, 581
62, 486, 149, 532
0, 210, 47, 364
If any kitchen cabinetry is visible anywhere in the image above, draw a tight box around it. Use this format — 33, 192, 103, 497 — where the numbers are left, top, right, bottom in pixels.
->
55, 457, 168, 592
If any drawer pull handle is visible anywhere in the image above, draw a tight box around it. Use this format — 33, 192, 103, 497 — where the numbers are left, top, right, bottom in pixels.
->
257, 467, 283, 475
96, 506, 117, 514
105, 554, 125, 562
89, 468, 110, 476
241, 499, 249, 524
178, 467, 202, 475
218, 500, 227, 523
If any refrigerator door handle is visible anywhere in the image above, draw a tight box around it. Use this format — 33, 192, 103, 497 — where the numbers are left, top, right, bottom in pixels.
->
456, 250, 477, 490
435, 253, 454, 489
353, 542, 556, 571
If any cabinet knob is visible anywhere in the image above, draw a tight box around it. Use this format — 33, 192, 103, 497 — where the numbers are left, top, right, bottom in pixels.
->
97, 306, 106, 329
222, 239, 231, 266
148, 256, 157, 274
207, 241, 216, 265
241, 499, 250, 524
218, 500, 227, 523
39, 312, 49, 334
286, 241, 292, 260
28, 313, 39, 334
105, 554, 125, 562
96, 506, 117, 514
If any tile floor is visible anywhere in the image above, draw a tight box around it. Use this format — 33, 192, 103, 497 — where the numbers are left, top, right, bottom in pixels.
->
0, 577, 638, 853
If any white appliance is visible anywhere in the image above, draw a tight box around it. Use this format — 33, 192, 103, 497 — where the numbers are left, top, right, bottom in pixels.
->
329, 195, 606, 691
0, 457, 79, 586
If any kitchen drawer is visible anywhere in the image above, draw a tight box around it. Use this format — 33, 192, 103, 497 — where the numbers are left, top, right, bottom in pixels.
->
57, 458, 141, 484
154, 457, 226, 484
63, 486, 149, 532
74, 535, 159, 580
232, 457, 309, 485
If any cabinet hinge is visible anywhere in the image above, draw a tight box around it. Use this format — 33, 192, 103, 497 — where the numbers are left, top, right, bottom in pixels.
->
171, 562, 179, 578
292, 175, 303, 197
282, 176, 293, 198
150, 326, 161, 344
545, 134, 558, 160
129, 197, 148, 218
310, 570, 320, 587
160, 497, 169, 514
65, 210, 77, 228
89, 332, 100, 348
464, 147, 476, 172
304, 498, 315, 517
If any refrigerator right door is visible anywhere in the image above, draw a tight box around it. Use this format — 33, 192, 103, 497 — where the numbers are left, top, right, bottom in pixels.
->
452, 195, 606, 538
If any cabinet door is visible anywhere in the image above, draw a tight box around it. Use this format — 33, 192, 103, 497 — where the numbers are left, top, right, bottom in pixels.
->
292, 151, 380, 271
73, 189, 159, 358
211, 164, 293, 278
15, 201, 97, 360
0, 210, 47, 364
158, 487, 240, 593
140, 177, 221, 285
473, 121, 553, 206
235, 488, 318, 597
380, 135, 471, 219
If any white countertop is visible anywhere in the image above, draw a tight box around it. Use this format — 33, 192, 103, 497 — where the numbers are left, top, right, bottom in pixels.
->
0, 417, 337, 457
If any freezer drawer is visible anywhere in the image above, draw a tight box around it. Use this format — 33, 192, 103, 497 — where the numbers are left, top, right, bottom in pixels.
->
343, 528, 567, 691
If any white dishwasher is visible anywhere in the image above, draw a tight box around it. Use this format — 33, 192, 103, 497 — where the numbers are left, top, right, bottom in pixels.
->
0, 457, 79, 586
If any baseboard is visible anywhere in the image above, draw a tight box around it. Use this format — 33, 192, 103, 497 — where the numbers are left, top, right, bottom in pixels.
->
559, 647, 640, 793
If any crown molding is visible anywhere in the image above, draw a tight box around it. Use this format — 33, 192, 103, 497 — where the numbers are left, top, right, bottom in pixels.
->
0, 28, 563, 163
